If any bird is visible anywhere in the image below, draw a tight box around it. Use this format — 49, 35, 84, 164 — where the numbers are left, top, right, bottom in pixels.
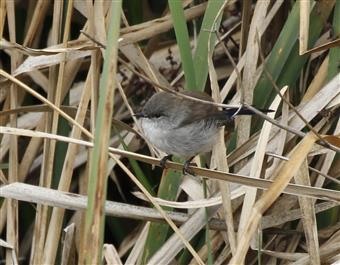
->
135, 90, 271, 174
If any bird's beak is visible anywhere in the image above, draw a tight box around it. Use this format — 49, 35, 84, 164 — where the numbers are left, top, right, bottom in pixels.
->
134, 112, 146, 118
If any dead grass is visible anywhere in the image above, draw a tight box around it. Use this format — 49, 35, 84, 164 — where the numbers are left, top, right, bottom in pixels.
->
0, 1, 339, 264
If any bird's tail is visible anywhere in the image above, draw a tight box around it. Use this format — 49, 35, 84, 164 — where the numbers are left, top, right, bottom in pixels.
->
222, 107, 273, 117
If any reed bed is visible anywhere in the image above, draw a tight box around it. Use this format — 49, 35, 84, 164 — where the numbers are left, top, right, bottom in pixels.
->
0, 1, 339, 264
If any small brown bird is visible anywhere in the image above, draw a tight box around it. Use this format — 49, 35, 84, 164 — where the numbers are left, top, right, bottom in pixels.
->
136, 91, 271, 173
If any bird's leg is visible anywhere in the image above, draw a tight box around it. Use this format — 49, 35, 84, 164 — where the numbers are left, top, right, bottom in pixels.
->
183, 156, 196, 175
160, 154, 173, 169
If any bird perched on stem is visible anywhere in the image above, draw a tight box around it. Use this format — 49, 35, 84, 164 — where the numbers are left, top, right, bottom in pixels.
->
135, 91, 272, 174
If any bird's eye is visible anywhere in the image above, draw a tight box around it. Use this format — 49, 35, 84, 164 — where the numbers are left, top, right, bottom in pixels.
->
152, 113, 163, 118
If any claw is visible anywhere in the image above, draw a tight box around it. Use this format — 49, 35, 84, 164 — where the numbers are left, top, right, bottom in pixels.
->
160, 154, 173, 169
183, 156, 196, 175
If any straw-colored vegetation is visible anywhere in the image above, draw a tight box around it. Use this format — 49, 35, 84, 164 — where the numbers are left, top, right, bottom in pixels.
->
0, 1, 339, 264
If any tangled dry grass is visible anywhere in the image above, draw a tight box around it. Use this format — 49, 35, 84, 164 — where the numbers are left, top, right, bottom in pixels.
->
0, 1, 339, 264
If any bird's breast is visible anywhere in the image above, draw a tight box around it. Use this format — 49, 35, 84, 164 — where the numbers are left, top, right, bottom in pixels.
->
140, 118, 173, 153
140, 118, 220, 158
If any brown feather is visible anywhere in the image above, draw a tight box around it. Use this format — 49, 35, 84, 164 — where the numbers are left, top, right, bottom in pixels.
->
175, 91, 219, 127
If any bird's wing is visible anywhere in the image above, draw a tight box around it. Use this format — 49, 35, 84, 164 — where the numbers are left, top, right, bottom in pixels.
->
176, 91, 220, 127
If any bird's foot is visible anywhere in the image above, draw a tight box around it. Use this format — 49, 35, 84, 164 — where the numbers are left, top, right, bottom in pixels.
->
160, 154, 173, 169
183, 157, 196, 175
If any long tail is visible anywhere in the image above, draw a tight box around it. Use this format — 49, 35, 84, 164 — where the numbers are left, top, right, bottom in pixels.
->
222, 107, 273, 117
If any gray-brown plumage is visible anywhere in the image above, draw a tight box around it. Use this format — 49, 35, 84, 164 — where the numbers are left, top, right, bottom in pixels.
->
136, 91, 270, 173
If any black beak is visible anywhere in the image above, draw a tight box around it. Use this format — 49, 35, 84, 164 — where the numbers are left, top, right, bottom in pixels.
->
134, 112, 146, 118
